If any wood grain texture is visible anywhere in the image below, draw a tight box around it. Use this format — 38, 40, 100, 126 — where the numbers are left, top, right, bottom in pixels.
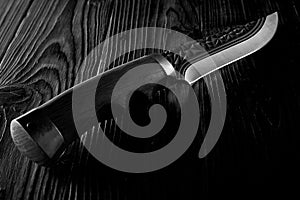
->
1, 0, 300, 199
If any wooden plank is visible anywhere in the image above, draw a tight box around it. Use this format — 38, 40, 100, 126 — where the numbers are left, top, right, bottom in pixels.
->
0, 0, 300, 199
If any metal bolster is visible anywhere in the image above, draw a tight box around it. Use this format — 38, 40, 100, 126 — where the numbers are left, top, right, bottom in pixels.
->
151, 54, 176, 77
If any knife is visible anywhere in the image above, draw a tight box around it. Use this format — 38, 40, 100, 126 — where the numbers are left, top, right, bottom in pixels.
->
10, 12, 278, 166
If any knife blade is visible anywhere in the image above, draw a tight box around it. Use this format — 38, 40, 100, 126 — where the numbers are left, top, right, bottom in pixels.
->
185, 12, 278, 84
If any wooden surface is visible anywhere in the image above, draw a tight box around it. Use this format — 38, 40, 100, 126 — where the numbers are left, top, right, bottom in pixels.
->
0, 0, 300, 199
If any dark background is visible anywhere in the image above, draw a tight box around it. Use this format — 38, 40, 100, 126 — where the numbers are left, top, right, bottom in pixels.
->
0, 0, 300, 199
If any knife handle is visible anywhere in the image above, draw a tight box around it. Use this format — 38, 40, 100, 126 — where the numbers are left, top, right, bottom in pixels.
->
10, 54, 181, 166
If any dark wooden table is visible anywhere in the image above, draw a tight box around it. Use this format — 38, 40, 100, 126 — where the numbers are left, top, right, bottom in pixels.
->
1, 0, 300, 199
